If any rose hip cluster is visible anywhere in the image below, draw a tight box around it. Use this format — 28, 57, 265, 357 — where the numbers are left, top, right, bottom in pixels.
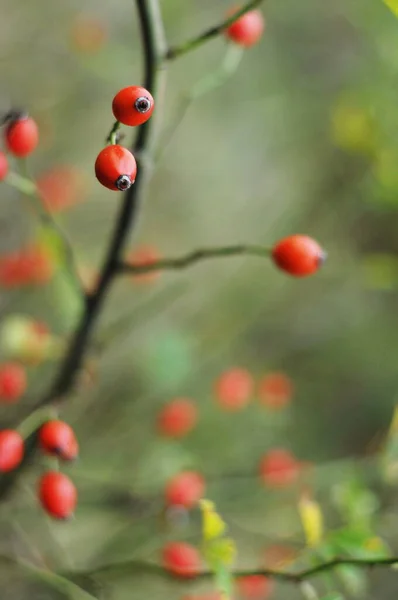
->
95, 85, 154, 191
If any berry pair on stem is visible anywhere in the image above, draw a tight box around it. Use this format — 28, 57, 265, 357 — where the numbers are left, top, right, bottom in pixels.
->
95, 85, 154, 191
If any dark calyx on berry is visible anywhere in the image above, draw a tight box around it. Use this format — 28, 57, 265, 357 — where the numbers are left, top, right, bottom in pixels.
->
134, 97, 151, 113
116, 174, 132, 191
1, 109, 29, 124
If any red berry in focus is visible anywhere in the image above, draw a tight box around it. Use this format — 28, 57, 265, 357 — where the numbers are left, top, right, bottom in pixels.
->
5, 116, 39, 157
259, 449, 300, 488
162, 542, 201, 578
225, 7, 264, 47
0, 430, 24, 472
157, 398, 198, 438
0, 362, 26, 402
0, 151, 8, 181
128, 245, 161, 283
165, 471, 205, 509
272, 235, 326, 277
38, 471, 77, 519
236, 575, 274, 599
39, 420, 79, 461
112, 86, 155, 127
258, 372, 293, 410
214, 368, 253, 411
95, 145, 137, 191
36, 165, 86, 212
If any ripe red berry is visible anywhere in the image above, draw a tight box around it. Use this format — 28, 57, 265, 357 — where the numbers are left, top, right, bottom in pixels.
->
112, 86, 154, 127
272, 235, 326, 277
0, 245, 54, 288
165, 471, 205, 509
236, 575, 274, 599
258, 372, 293, 410
128, 244, 161, 283
214, 367, 253, 411
0, 430, 24, 472
225, 7, 264, 47
162, 542, 201, 578
95, 145, 137, 191
0, 151, 8, 181
157, 398, 198, 438
0, 362, 27, 402
5, 116, 39, 157
38, 471, 77, 519
38, 420, 79, 461
259, 449, 300, 488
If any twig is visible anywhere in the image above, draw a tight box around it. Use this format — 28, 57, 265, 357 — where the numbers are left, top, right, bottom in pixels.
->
165, 0, 265, 60
0, 0, 167, 500
120, 244, 270, 275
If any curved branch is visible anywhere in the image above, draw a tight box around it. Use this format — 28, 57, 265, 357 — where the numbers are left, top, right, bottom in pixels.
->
166, 0, 265, 60
120, 244, 270, 275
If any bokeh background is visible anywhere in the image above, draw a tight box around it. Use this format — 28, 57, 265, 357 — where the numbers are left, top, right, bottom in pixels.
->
2, 0, 398, 598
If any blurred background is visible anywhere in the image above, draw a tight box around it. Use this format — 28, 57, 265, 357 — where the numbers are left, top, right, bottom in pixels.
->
2, 0, 398, 598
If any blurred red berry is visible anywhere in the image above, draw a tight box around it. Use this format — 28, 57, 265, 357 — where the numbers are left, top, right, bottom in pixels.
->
0, 362, 26, 402
225, 7, 264, 47
38, 471, 77, 519
272, 235, 326, 277
157, 398, 198, 438
162, 542, 201, 578
36, 165, 86, 212
0, 151, 8, 181
0, 430, 24, 472
70, 13, 108, 54
0, 245, 54, 288
236, 575, 274, 599
39, 420, 79, 461
5, 116, 39, 157
165, 471, 205, 509
257, 372, 293, 410
259, 449, 300, 488
95, 145, 137, 191
112, 86, 155, 127
214, 368, 253, 411
128, 245, 161, 283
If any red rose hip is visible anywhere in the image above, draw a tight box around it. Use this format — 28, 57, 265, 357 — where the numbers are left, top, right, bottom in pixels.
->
0, 430, 24, 472
95, 145, 137, 191
38, 471, 77, 519
162, 542, 200, 578
39, 420, 79, 461
165, 471, 205, 509
157, 398, 198, 438
0, 362, 27, 402
0, 151, 8, 180
5, 116, 39, 157
112, 86, 154, 127
272, 235, 326, 277
225, 7, 264, 47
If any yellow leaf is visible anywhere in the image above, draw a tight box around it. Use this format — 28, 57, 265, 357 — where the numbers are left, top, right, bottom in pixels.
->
298, 495, 323, 548
384, 0, 398, 18
200, 499, 227, 541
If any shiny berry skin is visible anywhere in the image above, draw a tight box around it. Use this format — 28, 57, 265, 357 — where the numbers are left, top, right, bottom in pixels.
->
236, 575, 274, 599
0, 362, 27, 402
162, 542, 201, 578
0, 430, 24, 472
214, 367, 253, 411
112, 86, 154, 126
259, 449, 300, 488
225, 8, 264, 47
258, 372, 293, 410
157, 398, 198, 438
165, 471, 205, 509
272, 235, 326, 277
5, 116, 39, 157
0, 151, 8, 181
38, 471, 77, 519
95, 145, 137, 191
38, 420, 79, 461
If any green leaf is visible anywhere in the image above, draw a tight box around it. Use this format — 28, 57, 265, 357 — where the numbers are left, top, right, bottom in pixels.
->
214, 564, 233, 600
200, 499, 227, 542
203, 538, 236, 570
384, 0, 398, 18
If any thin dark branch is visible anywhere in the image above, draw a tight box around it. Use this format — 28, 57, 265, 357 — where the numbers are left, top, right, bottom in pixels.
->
0, 0, 167, 500
120, 244, 270, 274
64, 555, 398, 584
166, 0, 265, 60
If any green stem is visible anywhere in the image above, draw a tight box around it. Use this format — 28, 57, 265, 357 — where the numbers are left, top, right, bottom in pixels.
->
17, 406, 57, 439
165, 0, 264, 60
106, 120, 121, 145
120, 244, 271, 275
